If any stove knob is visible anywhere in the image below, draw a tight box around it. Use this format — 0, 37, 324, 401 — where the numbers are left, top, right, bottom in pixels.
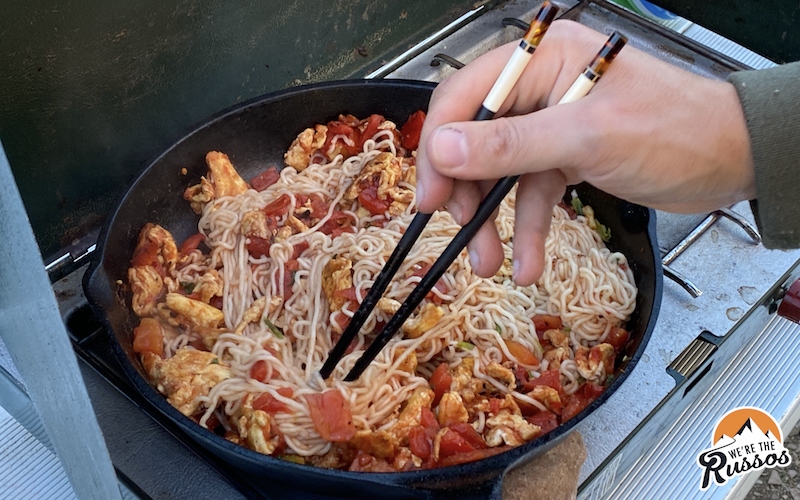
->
777, 278, 800, 323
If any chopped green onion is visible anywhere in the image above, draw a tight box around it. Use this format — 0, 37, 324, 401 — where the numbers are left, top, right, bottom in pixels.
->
456, 341, 475, 351
570, 193, 584, 216
180, 281, 196, 294
606, 374, 615, 386
563, 326, 571, 333
596, 222, 612, 242
577, 376, 586, 385
279, 454, 305, 465
264, 318, 285, 339
494, 324, 502, 334
210, 358, 220, 365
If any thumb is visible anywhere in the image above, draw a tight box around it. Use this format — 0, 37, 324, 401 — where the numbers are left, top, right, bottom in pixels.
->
424, 103, 593, 181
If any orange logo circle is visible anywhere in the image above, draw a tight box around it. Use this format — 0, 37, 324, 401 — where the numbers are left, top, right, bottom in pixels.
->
712, 407, 782, 445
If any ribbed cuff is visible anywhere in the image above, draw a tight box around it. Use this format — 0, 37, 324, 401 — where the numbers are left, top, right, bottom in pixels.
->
728, 62, 800, 249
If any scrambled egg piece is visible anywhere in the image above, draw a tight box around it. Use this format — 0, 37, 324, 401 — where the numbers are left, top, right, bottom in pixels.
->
350, 429, 397, 459
321, 256, 353, 312
402, 303, 443, 339
393, 347, 417, 374
241, 210, 272, 239
142, 349, 231, 416
128, 265, 164, 316
575, 343, 615, 384
544, 328, 570, 351
437, 392, 469, 426
377, 297, 401, 315
183, 151, 249, 213
484, 412, 540, 447
165, 293, 224, 329
487, 362, 516, 391
343, 152, 414, 215
527, 386, 562, 413
450, 358, 485, 407
234, 296, 267, 335
392, 387, 434, 442
284, 124, 327, 171
543, 329, 572, 371
235, 394, 283, 455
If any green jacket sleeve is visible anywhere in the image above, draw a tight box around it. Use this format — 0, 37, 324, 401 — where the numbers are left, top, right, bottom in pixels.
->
728, 62, 800, 248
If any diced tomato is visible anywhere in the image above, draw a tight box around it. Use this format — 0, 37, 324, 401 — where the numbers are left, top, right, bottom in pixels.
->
178, 233, 205, 256
277, 387, 294, 398
557, 201, 578, 220
253, 390, 292, 415
305, 390, 356, 442
438, 446, 512, 467
282, 260, 300, 299
562, 393, 593, 421
429, 362, 452, 407
131, 237, 160, 268
322, 121, 360, 157
409, 426, 432, 460
333, 287, 358, 302
504, 339, 539, 367
291, 240, 309, 259
348, 451, 395, 472
189, 338, 207, 351
532, 314, 563, 337
358, 114, 384, 148
133, 318, 164, 356
318, 211, 353, 235
294, 193, 309, 208
489, 398, 502, 416
420, 407, 439, 432
251, 166, 281, 192
210, 295, 224, 310
250, 360, 269, 382
330, 226, 356, 238
411, 263, 448, 301
358, 183, 391, 216
248, 236, 273, 258
526, 411, 559, 435
606, 327, 630, 354
308, 194, 330, 219
400, 110, 426, 150
580, 383, 606, 400
438, 424, 486, 458
263, 193, 292, 217
523, 369, 565, 400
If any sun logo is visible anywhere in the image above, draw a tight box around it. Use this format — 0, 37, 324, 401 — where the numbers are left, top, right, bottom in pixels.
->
697, 407, 791, 490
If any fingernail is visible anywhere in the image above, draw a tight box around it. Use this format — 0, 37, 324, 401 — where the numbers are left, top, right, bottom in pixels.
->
512, 259, 520, 281
469, 249, 480, 270
448, 201, 463, 224
415, 183, 425, 208
431, 127, 467, 170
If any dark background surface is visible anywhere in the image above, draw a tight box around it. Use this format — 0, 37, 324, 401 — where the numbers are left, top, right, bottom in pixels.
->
0, 0, 476, 258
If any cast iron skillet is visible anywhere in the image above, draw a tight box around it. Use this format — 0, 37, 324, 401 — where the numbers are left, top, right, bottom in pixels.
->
84, 79, 663, 499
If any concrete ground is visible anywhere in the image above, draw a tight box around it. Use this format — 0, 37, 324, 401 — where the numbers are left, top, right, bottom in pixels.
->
746, 424, 800, 499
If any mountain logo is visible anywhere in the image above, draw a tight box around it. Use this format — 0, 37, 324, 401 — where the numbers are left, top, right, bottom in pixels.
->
697, 407, 792, 490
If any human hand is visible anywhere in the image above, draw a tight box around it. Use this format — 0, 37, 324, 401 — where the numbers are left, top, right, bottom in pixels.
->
415, 20, 755, 286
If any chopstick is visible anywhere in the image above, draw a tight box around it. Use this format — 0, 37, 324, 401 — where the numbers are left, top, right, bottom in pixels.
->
336, 31, 629, 382
317, 2, 559, 381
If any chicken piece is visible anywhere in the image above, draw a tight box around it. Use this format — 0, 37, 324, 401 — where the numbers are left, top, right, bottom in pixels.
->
165, 293, 224, 329
344, 152, 402, 202
437, 392, 469, 426
402, 303, 443, 339
544, 329, 570, 351
128, 265, 164, 316
241, 210, 271, 239
308, 443, 356, 469
487, 362, 516, 391
575, 343, 616, 384
236, 393, 283, 455
321, 256, 353, 312
392, 387, 434, 442
393, 347, 417, 375
234, 296, 267, 335
205, 151, 249, 198
377, 297, 401, 315
527, 386, 562, 413
144, 348, 231, 416
350, 429, 397, 459
543, 347, 570, 372
484, 412, 540, 447
183, 177, 215, 214
284, 124, 327, 171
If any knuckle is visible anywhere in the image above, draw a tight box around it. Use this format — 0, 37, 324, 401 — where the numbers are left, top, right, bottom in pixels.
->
484, 118, 522, 165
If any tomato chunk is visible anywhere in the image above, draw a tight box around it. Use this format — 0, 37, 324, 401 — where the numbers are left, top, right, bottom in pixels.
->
282, 260, 300, 299
523, 369, 565, 400
438, 424, 486, 458
429, 362, 452, 407
291, 240, 309, 259
333, 286, 358, 302
449, 423, 487, 450
562, 393, 593, 421
504, 339, 538, 367
178, 233, 205, 256
248, 236, 273, 258
438, 446, 512, 467
400, 110, 426, 150
263, 193, 292, 217
580, 383, 606, 400
420, 407, 439, 432
253, 389, 292, 415
133, 317, 164, 356
408, 426, 432, 460
358, 114, 384, 148
250, 360, 269, 382
305, 390, 356, 442
358, 183, 391, 216
251, 166, 281, 192
526, 411, 559, 435
606, 326, 629, 354
532, 315, 563, 337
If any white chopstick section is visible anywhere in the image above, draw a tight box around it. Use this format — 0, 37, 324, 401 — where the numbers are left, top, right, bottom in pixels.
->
558, 71, 598, 104
481, 41, 535, 114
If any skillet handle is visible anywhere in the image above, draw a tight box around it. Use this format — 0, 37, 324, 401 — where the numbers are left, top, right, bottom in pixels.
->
422, 474, 505, 500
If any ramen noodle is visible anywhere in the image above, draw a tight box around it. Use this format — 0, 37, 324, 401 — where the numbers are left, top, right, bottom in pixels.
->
127, 111, 637, 471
